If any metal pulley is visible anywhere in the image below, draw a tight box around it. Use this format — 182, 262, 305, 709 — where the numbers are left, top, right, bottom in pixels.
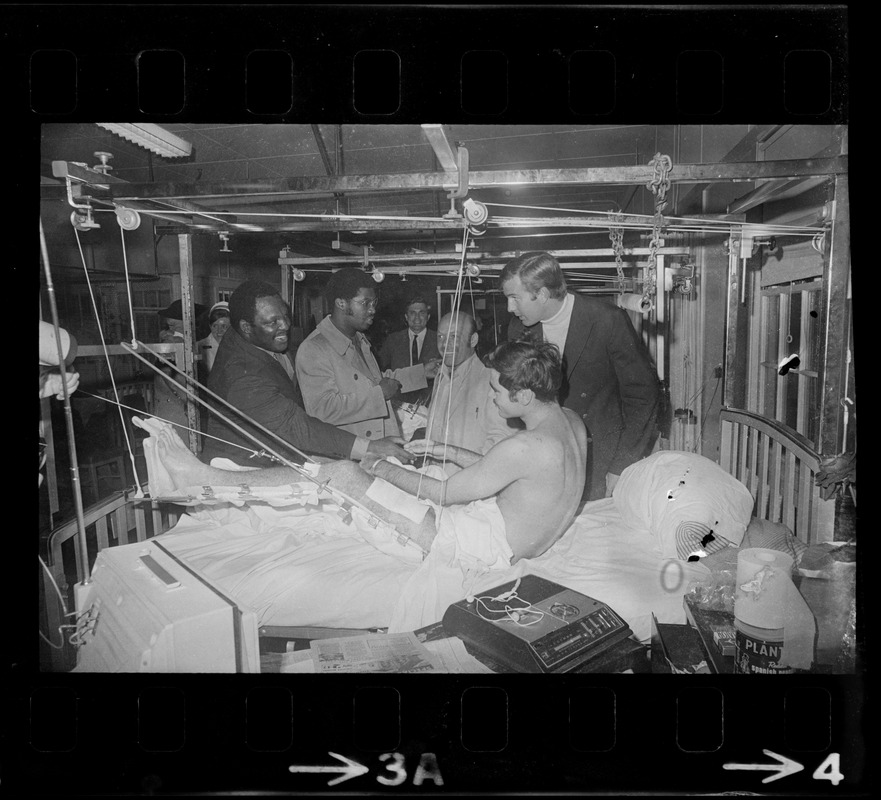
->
462, 197, 488, 235
462, 198, 488, 226
291, 268, 306, 282
115, 206, 142, 230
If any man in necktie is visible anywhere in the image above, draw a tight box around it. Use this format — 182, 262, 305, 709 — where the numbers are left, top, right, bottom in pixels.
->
379, 295, 442, 404
296, 271, 440, 443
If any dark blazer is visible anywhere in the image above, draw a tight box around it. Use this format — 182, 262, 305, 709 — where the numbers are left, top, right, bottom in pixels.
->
508, 293, 660, 500
379, 327, 442, 404
378, 327, 441, 371
202, 328, 356, 467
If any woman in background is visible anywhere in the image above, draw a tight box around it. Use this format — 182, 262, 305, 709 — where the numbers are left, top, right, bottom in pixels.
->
197, 301, 231, 374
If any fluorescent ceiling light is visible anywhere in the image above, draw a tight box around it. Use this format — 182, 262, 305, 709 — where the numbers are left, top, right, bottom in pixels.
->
96, 123, 193, 158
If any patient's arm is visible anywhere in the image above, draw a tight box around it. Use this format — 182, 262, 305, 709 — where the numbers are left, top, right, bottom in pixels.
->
314, 461, 438, 553
404, 439, 482, 468
365, 435, 527, 507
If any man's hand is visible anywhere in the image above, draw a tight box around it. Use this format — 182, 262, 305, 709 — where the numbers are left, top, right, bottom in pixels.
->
405, 438, 483, 469
359, 452, 385, 474
378, 377, 402, 400
367, 436, 413, 463
40, 370, 80, 400
424, 358, 442, 380
404, 438, 447, 460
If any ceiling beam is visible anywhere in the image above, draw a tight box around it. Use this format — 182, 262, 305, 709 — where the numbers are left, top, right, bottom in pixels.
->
85, 157, 848, 202
50, 160, 238, 227
311, 124, 336, 176
278, 247, 691, 266
421, 124, 459, 172
675, 124, 778, 211
154, 218, 467, 235
726, 178, 817, 214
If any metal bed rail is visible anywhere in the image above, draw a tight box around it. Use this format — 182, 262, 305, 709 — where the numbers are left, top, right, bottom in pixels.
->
40, 486, 180, 671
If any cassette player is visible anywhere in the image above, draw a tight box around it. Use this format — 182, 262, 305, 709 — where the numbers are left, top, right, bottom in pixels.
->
442, 574, 633, 673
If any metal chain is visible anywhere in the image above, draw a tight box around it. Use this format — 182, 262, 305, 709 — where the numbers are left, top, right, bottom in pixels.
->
644, 153, 673, 302
608, 212, 626, 291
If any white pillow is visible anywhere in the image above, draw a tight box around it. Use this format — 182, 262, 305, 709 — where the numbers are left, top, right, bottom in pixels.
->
613, 451, 755, 560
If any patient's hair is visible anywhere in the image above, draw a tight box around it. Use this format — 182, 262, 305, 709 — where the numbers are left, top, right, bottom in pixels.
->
488, 340, 562, 403
325, 267, 375, 303
499, 251, 568, 300
229, 280, 281, 332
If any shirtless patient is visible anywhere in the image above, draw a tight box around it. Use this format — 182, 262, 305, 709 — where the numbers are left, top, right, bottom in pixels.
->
146, 340, 587, 563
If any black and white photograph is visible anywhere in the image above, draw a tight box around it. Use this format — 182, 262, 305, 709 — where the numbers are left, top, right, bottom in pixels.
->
37, 121, 856, 678
11, 2, 865, 795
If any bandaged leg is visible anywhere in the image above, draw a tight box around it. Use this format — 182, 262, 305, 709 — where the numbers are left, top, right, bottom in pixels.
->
316, 460, 438, 554
133, 416, 438, 551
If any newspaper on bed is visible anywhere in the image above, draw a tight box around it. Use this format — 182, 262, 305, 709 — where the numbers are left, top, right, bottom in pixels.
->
423, 637, 494, 673
278, 632, 493, 674
312, 632, 440, 673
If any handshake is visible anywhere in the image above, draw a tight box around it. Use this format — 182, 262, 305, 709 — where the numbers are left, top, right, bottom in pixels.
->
403, 438, 449, 460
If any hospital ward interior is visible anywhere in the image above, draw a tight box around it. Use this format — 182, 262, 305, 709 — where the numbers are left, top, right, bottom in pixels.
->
38, 123, 856, 675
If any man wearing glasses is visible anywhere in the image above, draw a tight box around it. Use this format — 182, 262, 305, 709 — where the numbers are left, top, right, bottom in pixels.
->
297, 268, 438, 444
202, 278, 411, 468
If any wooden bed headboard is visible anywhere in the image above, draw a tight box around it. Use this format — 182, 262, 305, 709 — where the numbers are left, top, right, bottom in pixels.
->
719, 407, 835, 546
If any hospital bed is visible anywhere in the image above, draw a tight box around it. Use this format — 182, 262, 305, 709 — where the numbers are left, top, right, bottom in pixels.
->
40, 407, 839, 672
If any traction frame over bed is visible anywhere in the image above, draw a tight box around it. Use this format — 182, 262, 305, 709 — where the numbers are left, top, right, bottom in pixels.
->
41, 407, 833, 671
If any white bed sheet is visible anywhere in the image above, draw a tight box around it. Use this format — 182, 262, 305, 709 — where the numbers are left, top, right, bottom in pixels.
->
157, 502, 418, 630
518, 498, 711, 641
157, 497, 712, 642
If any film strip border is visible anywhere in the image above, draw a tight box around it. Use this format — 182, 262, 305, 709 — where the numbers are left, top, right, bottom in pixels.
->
6, 5, 848, 120
9, 679, 864, 793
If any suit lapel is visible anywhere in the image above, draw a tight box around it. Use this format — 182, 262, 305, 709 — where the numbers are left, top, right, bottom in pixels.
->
563, 294, 593, 379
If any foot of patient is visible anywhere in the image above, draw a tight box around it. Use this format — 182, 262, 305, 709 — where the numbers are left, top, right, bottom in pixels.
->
134, 416, 214, 492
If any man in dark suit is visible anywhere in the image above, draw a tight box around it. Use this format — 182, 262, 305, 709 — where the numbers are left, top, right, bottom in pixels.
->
201, 279, 411, 468
378, 296, 441, 404
502, 252, 660, 501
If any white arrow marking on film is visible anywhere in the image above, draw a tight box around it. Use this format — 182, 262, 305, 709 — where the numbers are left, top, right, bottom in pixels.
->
723, 749, 805, 784
288, 752, 369, 786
